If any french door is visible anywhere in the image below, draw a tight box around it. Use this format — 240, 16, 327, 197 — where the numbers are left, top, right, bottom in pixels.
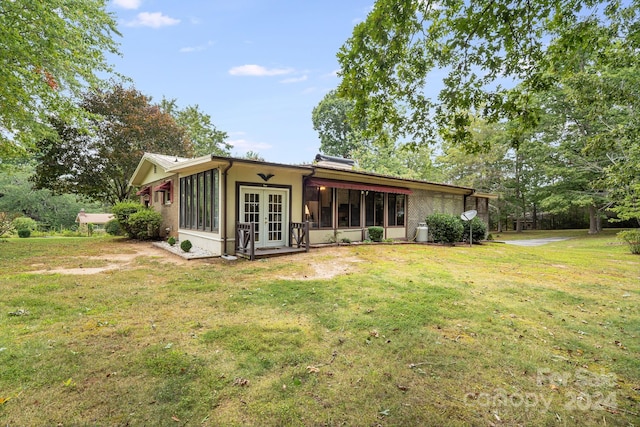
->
239, 186, 289, 248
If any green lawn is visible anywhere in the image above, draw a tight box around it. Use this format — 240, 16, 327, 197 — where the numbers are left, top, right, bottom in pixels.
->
0, 232, 638, 426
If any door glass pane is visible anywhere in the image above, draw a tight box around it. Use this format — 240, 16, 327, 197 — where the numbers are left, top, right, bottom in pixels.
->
244, 192, 260, 241
268, 194, 283, 241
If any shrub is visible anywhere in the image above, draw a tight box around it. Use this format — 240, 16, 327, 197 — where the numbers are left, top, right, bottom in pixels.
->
425, 213, 464, 243
180, 239, 192, 252
12, 216, 38, 232
167, 236, 176, 246
17, 229, 31, 238
618, 229, 640, 255
127, 209, 162, 240
105, 219, 122, 236
111, 201, 144, 236
368, 226, 384, 242
462, 217, 487, 244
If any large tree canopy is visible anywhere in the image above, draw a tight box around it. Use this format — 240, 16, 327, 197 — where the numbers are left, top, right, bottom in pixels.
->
337, 0, 639, 152
32, 85, 192, 205
0, 0, 120, 158
160, 99, 231, 157
311, 90, 362, 158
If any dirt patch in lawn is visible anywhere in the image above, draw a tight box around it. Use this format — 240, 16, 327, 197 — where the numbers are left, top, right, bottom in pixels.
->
277, 247, 364, 280
27, 242, 193, 275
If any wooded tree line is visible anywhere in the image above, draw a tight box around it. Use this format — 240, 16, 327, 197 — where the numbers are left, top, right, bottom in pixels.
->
321, 0, 639, 232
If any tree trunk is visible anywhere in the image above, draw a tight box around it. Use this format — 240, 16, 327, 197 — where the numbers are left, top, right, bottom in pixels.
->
588, 204, 599, 234
532, 204, 538, 230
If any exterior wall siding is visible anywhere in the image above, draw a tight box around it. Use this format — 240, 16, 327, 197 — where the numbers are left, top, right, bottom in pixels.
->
407, 190, 465, 241
144, 176, 179, 238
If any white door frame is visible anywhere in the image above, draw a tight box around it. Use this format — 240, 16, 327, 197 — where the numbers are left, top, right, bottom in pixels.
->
239, 186, 289, 248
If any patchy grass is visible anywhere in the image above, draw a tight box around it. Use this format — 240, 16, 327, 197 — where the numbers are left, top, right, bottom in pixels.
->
0, 233, 638, 426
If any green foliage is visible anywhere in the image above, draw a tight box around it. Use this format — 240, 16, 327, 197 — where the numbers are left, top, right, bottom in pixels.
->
17, 229, 31, 238
462, 217, 487, 244
367, 226, 384, 242
425, 213, 464, 244
337, 0, 635, 152
104, 219, 122, 236
160, 98, 230, 157
111, 201, 144, 236
127, 209, 162, 241
0, 0, 120, 155
243, 151, 264, 161
167, 236, 176, 246
12, 217, 38, 232
0, 212, 15, 237
32, 84, 192, 204
311, 90, 362, 158
0, 162, 102, 230
617, 229, 640, 255
180, 240, 192, 252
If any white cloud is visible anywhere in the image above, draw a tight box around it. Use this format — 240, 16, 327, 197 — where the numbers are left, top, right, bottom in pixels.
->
228, 138, 272, 151
180, 40, 214, 53
229, 64, 294, 77
113, 0, 141, 9
126, 12, 180, 28
280, 75, 308, 84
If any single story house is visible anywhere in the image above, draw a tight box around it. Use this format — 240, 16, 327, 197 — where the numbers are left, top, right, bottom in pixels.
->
129, 153, 494, 258
75, 209, 115, 227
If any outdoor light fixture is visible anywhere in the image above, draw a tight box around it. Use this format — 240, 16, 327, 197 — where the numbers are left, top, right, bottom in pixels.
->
257, 173, 274, 182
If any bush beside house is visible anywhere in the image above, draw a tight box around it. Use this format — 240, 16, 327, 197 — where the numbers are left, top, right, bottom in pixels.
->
462, 217, 487, 244
112, 201, 162, 240
425, 213, 464, 243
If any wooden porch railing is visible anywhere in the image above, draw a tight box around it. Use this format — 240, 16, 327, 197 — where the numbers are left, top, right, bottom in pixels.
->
235, 221, 309, 261
290, 221, 310, 251
236, 222, 256, 261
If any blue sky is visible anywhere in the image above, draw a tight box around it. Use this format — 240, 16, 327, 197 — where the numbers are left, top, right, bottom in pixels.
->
107, 0, 374, 164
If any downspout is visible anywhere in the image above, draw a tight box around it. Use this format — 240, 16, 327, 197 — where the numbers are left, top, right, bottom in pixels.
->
221, 159, 234, 255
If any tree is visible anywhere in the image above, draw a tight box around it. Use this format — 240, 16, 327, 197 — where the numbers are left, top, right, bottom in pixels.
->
312, 90, 363, 158
0, 161, 103, 230
32, 84, 192, 205
533, 16, 640, 230
160, 99, 230, 156
337, 0, 637, 152
243, 151, 265, 161
0, 0, 120, 157
312, 89, 439, 180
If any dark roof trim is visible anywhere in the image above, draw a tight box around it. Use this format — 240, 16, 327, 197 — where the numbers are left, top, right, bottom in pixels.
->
313, 165, 475, 193
209, 155, 311, 172
306, 178, 412, 195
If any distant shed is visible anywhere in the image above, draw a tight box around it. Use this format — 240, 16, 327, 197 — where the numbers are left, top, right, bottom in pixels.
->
75, 209, 114, 227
